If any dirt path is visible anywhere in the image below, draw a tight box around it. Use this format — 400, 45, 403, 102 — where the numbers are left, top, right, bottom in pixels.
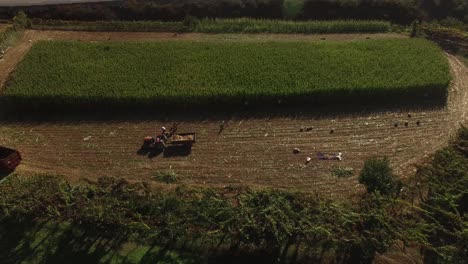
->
0, 30, 466, 199
23, 30, 408, 42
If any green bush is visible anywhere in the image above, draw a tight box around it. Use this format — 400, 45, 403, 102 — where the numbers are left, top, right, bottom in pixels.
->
153, 169, 178, 184
359, 157, 402, 197
332, 166, 354, 178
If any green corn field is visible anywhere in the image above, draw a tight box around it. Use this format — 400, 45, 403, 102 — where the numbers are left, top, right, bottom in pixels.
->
194, 18, 391, 33
2, 38, 451, 110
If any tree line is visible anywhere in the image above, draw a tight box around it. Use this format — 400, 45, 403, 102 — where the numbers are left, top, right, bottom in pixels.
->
0, 0, 466, 25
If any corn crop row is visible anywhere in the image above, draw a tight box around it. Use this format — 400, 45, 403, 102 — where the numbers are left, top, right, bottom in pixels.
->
194, 18, 391, 34
30, 19, 186, 32
3, 38, 451, 110
30, 18, 391, 34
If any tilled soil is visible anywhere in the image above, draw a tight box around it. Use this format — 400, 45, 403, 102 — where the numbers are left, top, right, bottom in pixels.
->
0, 30, 466, 200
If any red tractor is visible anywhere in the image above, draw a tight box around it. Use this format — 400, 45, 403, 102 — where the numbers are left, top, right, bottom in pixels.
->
143, 124, 196, 151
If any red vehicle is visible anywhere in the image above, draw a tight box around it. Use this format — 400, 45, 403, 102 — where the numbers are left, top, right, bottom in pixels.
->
143, 124, 196, 151
0, 146, 22, 173
143, 133, 196, 150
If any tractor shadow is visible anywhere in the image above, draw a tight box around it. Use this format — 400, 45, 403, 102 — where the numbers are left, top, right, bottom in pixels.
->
162, 146, 192, 158
136, 146, 192, 159
136, 147, 163, 159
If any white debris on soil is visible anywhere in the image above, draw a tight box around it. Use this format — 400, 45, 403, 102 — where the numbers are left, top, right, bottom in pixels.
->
337, 152, 343, 161
83, 136, 92, 141
306, 157, 312, 163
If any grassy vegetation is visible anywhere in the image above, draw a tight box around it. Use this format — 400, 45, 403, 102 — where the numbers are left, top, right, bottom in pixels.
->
30, 18, 391, 34
153, 169, 179, 184
331, 166, 354, 178
0, 26, 19, 53
194, 18, 391, 33
2, 38, 450, 111
0, 13, 28, 54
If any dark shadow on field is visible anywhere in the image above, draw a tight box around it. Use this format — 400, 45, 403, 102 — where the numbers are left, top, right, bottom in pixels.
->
0, 99, 447, 124
163, 146, 192, 158
0, 220, 117, 264
0, 171, 12, 181
136, 146, 191, 158
0, 219, 292, 264
0, 219, 208, 264
136, 146, 163, 159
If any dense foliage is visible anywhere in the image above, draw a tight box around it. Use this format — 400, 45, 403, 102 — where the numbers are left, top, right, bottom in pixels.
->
405, 127, 468, 263
3, 39, 450, 111
300, 0, 420, 24
2, 0, 466, 24
421, 0, 468, 23
0, 175, 399, 263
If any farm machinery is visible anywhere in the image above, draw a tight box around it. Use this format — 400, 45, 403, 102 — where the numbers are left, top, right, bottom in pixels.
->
143, 124, 196, 151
